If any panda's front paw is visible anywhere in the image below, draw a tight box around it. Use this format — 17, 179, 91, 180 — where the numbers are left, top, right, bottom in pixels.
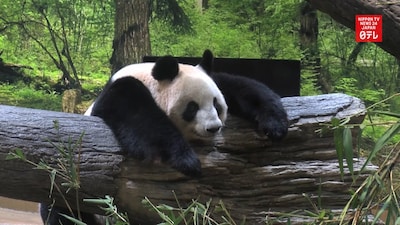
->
169, 150, 202, 177
257, 113, 289, 141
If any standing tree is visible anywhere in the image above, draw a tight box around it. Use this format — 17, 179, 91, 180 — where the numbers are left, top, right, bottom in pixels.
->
299, 1, 330, 93
110, 0, 151, 74
110, 0, 191, 74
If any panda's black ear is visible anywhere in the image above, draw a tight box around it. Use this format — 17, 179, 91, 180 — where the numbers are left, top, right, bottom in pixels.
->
198, 49, 214, 74
152, 56, 179, 81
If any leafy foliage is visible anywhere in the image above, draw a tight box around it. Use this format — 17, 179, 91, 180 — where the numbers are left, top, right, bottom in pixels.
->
326, 95, 400, 225
335, 78, 386, 106
142, 195, 245, 225
0, 0, 114, 90
1, 0, 399, 109
85, 196, 130, 225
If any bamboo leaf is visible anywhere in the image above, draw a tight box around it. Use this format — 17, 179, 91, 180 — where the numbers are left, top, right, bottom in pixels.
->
6, 149, 26, 160
343, 127, 354, 175
361, 122, 400, 172
372, 195, 391, 224
369, 110, 400, 118
60, 214, 87, 225
46, 169, 56, 198
334, 126, 345, 178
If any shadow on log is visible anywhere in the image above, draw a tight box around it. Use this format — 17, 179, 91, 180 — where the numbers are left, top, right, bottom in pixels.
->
0, 93, 376, 224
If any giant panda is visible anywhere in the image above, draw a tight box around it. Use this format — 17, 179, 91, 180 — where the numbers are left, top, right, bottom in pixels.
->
40, 50, 288, 224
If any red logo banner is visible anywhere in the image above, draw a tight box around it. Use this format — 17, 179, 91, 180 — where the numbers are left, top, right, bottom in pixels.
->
355, 15, 382, 42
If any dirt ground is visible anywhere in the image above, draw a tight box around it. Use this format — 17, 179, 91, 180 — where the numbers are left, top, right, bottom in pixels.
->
0, 197, 41, 225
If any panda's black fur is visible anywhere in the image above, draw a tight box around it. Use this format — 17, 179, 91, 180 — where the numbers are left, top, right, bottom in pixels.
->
211, 72, 288, 140
40, 50, 288, 225
200, 50, 288, 140
151, 55, 180, 81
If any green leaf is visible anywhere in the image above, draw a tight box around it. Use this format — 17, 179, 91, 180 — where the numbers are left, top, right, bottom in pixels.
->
343, 127, 354, 176
60, 214, 87, 225
372, 195, 391, 224
331, 117, 340, 127
369, 110, 400, 118
142, 197, 174, 224
36, 161, 49, 170
334, 126, 345, 179
361, 122, 400, 172
6, 149, 26, 160
84, 198, 109, 205
49, 169, 56, 196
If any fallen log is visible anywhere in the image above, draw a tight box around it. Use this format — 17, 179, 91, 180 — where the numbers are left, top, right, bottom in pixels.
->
0, 93, 376, 224
307, 0, 400, 59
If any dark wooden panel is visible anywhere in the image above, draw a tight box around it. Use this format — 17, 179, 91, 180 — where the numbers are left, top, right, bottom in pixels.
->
143, 56, 300, 97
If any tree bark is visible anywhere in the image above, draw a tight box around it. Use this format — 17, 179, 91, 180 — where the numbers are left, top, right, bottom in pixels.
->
307, 0, 400, 60
0, 93, 374, 224
299, 1, 331, 93
347, 42, 366, 66
110, 0, 151, 74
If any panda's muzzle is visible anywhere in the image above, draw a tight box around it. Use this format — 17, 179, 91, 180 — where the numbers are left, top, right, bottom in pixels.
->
206, 126, 221, 134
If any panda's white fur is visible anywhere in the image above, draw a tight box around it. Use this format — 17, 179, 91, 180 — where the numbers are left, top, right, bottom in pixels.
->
86, 62, 227, 140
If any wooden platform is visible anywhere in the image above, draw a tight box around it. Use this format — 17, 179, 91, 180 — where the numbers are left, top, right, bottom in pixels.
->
0, 197, 41, 225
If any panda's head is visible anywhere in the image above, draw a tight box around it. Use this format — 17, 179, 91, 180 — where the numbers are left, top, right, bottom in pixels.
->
111, 50, 227, 140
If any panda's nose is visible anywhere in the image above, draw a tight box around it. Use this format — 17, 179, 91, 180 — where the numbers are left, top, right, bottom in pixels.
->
206, 126, 221, 134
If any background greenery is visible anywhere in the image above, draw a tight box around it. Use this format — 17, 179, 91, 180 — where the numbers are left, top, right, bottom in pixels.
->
1, 0, 399, 112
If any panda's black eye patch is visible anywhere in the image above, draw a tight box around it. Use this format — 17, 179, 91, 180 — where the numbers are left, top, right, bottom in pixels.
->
213, 97, 222, 116
182, 101, 199, 122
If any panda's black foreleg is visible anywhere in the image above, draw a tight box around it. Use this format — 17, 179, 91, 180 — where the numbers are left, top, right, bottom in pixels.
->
211, 72, 289, 141
91, 77, 202, 177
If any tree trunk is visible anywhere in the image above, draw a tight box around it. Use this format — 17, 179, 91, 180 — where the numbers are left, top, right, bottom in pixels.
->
0, 94, 374, 224
110, 0, 151, 74
307, 0, 400, 60
347, 42, 365, 66
299, 1, 330, 93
